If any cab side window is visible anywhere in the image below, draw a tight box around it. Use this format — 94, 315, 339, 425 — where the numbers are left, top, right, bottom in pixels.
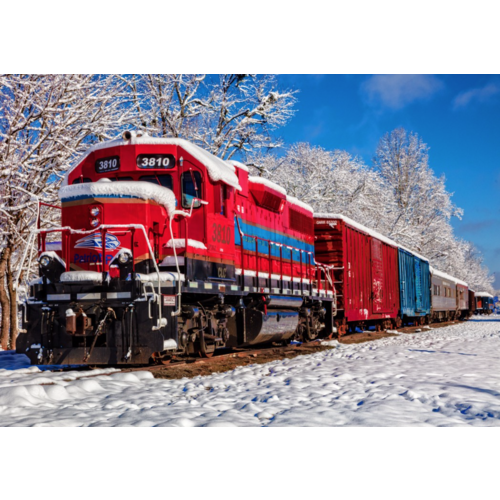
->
182, 171, 202, 209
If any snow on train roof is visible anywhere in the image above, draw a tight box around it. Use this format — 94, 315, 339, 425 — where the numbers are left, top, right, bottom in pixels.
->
59, 179, 177, 217
430, 267, 468, 287
287, 196, 314, 214
228, 160, 250, 172
475, 291, 494, 298
62, 132, 241, 191
248, 176, 287, 196
315, 213, 398, 249
314, 213, 429, 261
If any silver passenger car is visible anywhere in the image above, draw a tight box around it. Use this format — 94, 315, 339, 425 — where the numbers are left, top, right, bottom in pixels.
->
430, 267, 469, 321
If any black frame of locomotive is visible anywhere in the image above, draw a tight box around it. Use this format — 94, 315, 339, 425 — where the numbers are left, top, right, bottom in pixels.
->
19, 254, 335, 366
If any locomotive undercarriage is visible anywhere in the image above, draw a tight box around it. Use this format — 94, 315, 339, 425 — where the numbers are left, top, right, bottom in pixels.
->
18, 261, 334, 366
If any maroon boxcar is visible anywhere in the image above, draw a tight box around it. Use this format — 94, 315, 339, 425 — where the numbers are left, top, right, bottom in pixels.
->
314, 214, 400, 335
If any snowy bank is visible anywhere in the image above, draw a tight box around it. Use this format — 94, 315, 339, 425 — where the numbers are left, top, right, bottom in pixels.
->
1, 316, 500, 426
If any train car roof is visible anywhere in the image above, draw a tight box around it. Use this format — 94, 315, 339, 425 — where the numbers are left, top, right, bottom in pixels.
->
314, 213, 430, 262
475, 291, 494, 297
430, 266, 468, 287
315, 213, 396, 247
228, 160, 250, 172
287, 195, 314, 214
62, 132, 241, 191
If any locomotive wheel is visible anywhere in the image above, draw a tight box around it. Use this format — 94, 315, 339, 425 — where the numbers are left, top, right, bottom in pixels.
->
298, 323, 316, 342
198, 332, 216, 358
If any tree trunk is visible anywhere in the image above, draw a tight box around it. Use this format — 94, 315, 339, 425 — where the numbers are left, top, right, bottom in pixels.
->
7, 253, 18, 350
0, 247, 11, 350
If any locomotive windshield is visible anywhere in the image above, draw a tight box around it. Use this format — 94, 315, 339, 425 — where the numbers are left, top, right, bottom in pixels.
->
139, 174, 173, 189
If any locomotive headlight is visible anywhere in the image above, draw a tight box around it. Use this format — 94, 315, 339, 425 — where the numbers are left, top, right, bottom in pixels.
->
112, 250, 133, 281
90, 207, 101, 217
91, 218, 100, 228
39, 255, 51, 267
39, 253, 66, 283
118, 252, 130, 264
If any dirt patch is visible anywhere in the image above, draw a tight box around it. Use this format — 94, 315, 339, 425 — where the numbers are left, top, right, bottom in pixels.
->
338, 331, 399, 344
150, 344, 335, 380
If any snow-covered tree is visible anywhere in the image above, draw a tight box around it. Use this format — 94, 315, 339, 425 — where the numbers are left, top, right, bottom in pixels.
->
0, 74, 133, 349
373, 127, 464, 258
372, 128, 493, 291
252, 142, 395, 234
254, 131, 493, 294
126, 74, 297, 159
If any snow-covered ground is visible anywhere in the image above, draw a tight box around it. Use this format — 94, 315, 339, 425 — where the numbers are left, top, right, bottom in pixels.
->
1, 316, 500, 427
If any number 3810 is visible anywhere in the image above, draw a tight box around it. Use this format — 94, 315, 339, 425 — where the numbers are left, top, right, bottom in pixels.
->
212, 224, 231, 245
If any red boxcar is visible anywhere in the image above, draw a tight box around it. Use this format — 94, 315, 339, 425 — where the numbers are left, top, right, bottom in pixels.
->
314, 214, 400, 335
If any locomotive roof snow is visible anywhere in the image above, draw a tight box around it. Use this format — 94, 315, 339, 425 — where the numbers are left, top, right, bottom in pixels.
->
475, 291, 494, 298
248, 176, 287, 196
62, 133, 241, 191
314, 213, 429, 261
430, 267, 468, 287
228, 160, 250, 172
59, 180, 177, 217
287, 195, 314, 214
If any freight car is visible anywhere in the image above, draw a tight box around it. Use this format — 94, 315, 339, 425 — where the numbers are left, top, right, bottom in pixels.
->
314, 214, 400, 334
397, 248, 431, 325
313, 214, 476, 334
16, 132, 336, 366
474, 292, 494, 315
430, 268, 469, 321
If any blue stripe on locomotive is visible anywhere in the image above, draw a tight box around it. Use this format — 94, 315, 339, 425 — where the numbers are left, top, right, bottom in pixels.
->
234, 217, 315, 264
398, 248, 431, 318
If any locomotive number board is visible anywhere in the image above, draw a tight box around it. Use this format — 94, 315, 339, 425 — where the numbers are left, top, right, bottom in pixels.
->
95, 156, 120, 173
137, 154, 175, 169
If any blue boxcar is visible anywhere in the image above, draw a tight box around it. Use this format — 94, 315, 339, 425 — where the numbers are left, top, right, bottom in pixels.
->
398, 248, 431, 321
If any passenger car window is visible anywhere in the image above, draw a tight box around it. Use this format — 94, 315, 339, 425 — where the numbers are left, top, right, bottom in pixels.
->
139, 174, 173, 190
182, 171, 202, 209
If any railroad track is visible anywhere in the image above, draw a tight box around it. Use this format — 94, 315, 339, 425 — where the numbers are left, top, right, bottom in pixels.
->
50, 320, 467, 379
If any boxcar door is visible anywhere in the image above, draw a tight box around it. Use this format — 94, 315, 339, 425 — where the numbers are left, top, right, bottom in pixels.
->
415, 257, 423, 312
371, 238, 384, 313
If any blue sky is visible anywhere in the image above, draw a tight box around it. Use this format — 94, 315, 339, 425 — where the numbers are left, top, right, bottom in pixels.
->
276, 75, 500, 286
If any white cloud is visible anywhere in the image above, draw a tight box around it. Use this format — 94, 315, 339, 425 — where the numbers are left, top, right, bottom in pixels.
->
361, 75, 444, 110
453, 83, 500, 110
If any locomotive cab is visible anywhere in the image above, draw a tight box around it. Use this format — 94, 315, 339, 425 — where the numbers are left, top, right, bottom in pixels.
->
61, 133, 241, 284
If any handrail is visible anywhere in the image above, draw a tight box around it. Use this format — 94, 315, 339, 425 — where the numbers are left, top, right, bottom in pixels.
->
235, 217, 316, 290
21, 223, 166, 331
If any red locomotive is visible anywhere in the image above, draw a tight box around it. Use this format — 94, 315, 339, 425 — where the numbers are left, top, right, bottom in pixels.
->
18, 131, 335, 365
